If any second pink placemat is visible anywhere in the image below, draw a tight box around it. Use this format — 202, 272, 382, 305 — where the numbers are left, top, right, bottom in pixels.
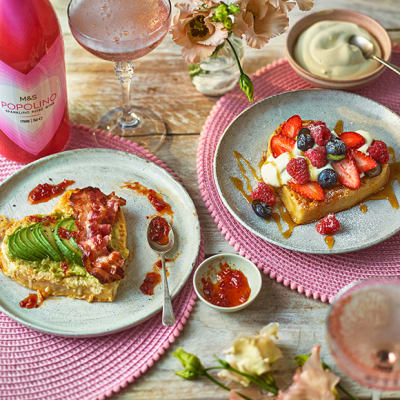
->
197, 48, 400, 303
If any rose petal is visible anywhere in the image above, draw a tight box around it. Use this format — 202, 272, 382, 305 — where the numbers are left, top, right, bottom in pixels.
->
277, 346, 340, 400
296, 0, 314, 10
269, 0, 296, 12
245, 3, 289, 49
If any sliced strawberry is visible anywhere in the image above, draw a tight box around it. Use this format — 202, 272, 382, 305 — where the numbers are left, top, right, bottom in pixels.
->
281, 115, 302, 139
270, 134, 295, 158
351, 149, 377, 173
288, 181, 325, 201
331, 153, 361, 189
340, 132, 365, 149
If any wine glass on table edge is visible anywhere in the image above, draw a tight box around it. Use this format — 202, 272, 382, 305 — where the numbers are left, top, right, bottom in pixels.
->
68, 0, 171, 151
326, 278, 400, 400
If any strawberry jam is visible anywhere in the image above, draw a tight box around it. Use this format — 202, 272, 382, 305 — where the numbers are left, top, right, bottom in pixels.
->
201, 263, 251, 307
148, 216, 170, 245
19, 293, 39, 309
140, 272, 161, 295
28, 179, 75, 204
121, 181, 172, 215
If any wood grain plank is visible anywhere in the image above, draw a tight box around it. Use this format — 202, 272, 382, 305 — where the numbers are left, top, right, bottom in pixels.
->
54, 0, 400, 134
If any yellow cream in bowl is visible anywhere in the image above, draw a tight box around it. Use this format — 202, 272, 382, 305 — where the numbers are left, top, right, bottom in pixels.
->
294, 20, 381, 80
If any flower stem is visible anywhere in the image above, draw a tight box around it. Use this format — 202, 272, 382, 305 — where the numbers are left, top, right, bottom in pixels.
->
337, 383, 360, 400
203, 371, 254, 400
226, 38, 244, 74
206, 364, 279, 396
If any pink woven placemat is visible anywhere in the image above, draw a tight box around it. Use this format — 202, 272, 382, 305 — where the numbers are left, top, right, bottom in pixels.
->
197, 47, 400, 304
0, 125, 204, 400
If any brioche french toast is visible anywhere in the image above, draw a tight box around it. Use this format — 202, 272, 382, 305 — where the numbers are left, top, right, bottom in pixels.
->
0, 187, 129, 302
256, 115, 391, 225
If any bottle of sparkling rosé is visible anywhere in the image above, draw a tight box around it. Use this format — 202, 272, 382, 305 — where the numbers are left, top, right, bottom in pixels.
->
0, 0, 70, 163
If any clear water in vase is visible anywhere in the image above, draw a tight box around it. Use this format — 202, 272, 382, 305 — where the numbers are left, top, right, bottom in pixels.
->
189, 37, 244, 96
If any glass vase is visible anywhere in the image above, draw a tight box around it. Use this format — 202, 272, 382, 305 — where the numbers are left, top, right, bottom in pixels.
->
189, 37, 244, 96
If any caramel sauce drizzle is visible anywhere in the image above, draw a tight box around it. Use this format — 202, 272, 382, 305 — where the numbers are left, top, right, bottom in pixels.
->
367, 161, 400, 209
325, 235, 335, 249
275, 205, 298, 239
360, 204, 367, 213
334, 120, 343, 134
388, 146, 396, 162
230, 177, 252, 203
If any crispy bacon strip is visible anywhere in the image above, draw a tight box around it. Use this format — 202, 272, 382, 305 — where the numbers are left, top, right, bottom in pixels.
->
69, 187, 127, 284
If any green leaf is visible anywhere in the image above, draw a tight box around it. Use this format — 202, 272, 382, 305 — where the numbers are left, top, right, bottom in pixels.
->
213, 3, 229, 23
294, 353, 311, 367
188, 63, 203, 77
239, 73, 254, 102
173, 347, 206, 380
223, 18, 233, 30
228, 4, 240, 14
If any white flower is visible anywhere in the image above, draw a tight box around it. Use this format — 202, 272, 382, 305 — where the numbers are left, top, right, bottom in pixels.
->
219, 323, 283, 386
277, 345, 340, 400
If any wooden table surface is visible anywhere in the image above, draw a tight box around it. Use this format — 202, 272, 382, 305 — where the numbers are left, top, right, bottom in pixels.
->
51, 1, 400, 398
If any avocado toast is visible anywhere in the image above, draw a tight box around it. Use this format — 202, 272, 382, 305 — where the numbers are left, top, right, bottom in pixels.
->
0, 187, 129, 302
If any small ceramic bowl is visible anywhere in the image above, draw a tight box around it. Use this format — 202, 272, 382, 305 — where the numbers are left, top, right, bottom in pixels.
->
286, 9, 392, 89
193, 253, 262, 312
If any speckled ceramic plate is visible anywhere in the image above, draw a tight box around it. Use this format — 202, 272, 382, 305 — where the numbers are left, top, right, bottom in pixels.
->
0, 148, 200, 336
214, 89, 400, 254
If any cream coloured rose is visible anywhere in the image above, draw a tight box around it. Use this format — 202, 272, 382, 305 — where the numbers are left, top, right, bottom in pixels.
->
219, 323, 283, 386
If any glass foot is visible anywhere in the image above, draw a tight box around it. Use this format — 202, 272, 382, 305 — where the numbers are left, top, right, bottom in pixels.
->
97, 105, 167, 151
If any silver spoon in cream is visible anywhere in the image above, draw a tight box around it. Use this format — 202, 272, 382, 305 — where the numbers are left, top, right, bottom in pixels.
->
349, 34, 400, 76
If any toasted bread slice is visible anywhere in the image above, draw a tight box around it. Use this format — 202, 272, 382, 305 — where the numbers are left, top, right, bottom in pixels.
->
278, 163, 390, 224
0, 189, 129, 302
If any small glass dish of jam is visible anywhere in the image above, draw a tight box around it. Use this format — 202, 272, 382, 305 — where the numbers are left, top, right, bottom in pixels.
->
193, 253, 262, 312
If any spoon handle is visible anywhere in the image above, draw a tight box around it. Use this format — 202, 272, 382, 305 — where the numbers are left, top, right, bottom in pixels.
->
160, 254, 175, 326
372, 55, 400, 76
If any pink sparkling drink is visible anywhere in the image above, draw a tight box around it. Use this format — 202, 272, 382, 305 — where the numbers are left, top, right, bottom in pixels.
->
68, 0, 171, 148
327, 279, 400, 392
68, 0, 170, 61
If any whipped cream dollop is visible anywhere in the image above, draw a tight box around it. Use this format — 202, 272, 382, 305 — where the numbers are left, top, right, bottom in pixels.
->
261, 130, 373, 187
294, 20, 381, 80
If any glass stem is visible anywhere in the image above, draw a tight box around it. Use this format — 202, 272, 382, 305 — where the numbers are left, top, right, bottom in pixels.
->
114, 61, 139, 129
371, 391, 381, 400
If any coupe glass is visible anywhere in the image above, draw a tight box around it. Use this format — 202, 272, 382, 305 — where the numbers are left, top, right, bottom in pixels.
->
68, 0, 171, 150
326, 279, 400, 399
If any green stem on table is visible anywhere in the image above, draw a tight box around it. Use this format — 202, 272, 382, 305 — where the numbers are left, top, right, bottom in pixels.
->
206, 364, 279, 396
226, 38, 254, 102
203, 371, 254, 400
336, 383, 360, 400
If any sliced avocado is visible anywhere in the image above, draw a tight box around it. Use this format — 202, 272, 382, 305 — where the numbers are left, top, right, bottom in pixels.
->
11, 228, 40, 261
20, 225, 47, 259
31, 223, 52, 256
32, 223, 62, 261
37, 223, 63, 262
54, 219, 83, 266
8, 231, 32, 260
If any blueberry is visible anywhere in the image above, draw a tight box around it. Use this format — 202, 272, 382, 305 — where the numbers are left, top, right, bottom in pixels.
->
318, 168, 338, 189
252, 200, 272, 219
326, 138, 346, 156
365, 162, 382, 178
297, 128, 314, 151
